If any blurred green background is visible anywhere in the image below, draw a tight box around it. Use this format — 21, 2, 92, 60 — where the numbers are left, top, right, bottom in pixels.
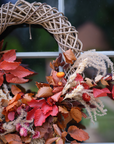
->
0, 0, 114, 142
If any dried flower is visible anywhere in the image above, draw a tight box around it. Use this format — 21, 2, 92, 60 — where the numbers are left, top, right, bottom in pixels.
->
16, 123, 21, 132
20, 127, 27, 137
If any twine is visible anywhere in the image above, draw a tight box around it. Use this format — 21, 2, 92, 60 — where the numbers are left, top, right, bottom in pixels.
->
0, 0, 82, 58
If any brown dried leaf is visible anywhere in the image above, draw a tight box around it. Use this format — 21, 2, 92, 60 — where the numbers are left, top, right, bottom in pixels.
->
0, 135, 7, 144
46, 76, 55, 85
21, 135, 31, 143
45, 137, 58, 144
70, 107, 82, 123
5, 134, 22, 144
58, 106, 69, 114
1, 99, 9, 107
62, 113, 72, 128
101, 79, 109, 86
68, 126, 89, 141
63, 49, 76, 64
36, 82, 50, 89
53, 124, 61, 136
11, 85, 21, 96
50, 62, 54, 70
36, 122, 52, 138
85, 78, 94, 87
36, 86, 53, 98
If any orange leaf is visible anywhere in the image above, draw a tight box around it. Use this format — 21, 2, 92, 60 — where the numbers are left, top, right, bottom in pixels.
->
63, 49, 76, 64
62, 113, 72, 128
5, 134, 22, 144
36, 86, 53, 98
61, 131, 67, 139
11, 85, 21, 95
53, 124, 61, 136
45, 137, 58, 144
68, 126, 89, 141
57, 121, 65, 130
101, 79, 109, 86
8, 93, 21, 105
36, 82, 50, 89
22, 93, 34, 104
6, 101, 21, 112
58, 106, 69, 114
70, 107, 82, 123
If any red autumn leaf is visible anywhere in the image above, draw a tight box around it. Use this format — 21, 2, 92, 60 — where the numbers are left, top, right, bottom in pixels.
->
50, 105, 59, 116
11, 85, 22, 95
52, 87, 63, 93
68, 126, 89, 141
41, 102, 52, 115
36, 86, 53, 98
51, 91, 62, 102
81, 83, 89, 89
45, 137, 58, 144
8, 111, 15, 121
3, 49, 16, 62
63, 49, 76, 64
34, 109, 48, 126
112, 85, 114, 99
36, 82, 50, 89
28, 99, 45, 108
0, 73, 3, 86
75, 74, 83, 82
26, 107, 38, 120
52, 70, 60, 84
6, 74, 29, 84
9, 93, 21, 105
93, 88, 107, 98
102, 87, 111, 94
9, 65, 34, 78
0, 61, 20, 70
5, 134, 22, 144
53, 124, 61, 136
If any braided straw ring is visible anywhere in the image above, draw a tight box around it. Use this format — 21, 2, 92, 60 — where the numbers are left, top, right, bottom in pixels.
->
0, 0, 83, 58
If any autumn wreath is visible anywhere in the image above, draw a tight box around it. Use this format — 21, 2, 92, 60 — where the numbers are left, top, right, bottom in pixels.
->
0, 0, 114, 144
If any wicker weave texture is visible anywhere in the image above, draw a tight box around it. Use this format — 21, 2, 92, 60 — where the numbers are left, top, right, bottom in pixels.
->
0, 0, 82, 58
